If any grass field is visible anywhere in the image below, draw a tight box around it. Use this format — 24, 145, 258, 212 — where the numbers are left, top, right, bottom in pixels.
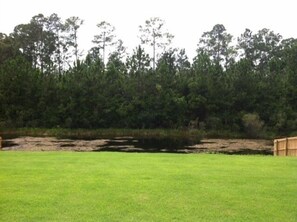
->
0, 152, 296, 221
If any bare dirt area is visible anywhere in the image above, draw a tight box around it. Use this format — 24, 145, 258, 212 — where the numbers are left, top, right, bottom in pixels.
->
1, 136, 273, 155
2, 137, 108, 152
188, 139, 273, 155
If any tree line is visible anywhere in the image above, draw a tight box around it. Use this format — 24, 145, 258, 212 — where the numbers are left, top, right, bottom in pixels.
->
1, 13, 297, 137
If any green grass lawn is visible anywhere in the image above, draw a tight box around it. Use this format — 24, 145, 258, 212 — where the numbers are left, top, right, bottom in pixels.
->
0, 152, 296, 222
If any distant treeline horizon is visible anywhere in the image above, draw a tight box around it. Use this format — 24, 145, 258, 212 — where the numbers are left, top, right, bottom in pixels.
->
1, 13, 297, 137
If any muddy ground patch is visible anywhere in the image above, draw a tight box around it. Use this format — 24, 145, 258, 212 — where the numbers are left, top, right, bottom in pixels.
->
1, 137, 273, 154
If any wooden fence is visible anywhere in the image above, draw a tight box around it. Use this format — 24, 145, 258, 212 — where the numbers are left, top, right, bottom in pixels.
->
274, 137, 297, 156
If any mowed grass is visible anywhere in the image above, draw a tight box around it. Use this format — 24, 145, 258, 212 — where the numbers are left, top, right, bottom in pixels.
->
0, 152, 296, 222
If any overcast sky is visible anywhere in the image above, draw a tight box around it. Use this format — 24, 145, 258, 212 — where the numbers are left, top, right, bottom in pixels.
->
1, 0, 297, 60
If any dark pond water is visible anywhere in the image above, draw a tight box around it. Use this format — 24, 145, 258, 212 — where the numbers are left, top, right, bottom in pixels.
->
93, 137, 272, 155
95, 137, 199, 153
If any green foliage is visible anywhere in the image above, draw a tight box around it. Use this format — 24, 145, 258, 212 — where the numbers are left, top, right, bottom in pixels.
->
198, 24, 235, 68
1, 14, 297, 135
242, 113, 264, 138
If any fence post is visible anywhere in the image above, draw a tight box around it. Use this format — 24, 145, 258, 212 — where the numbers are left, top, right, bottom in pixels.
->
274, 139, 278, 156
285, 138, 288, 156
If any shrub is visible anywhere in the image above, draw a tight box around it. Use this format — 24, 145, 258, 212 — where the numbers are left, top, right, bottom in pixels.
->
242, 113, 264, 138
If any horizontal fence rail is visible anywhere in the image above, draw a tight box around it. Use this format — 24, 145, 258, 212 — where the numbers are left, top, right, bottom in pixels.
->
274, 137, 297, 156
